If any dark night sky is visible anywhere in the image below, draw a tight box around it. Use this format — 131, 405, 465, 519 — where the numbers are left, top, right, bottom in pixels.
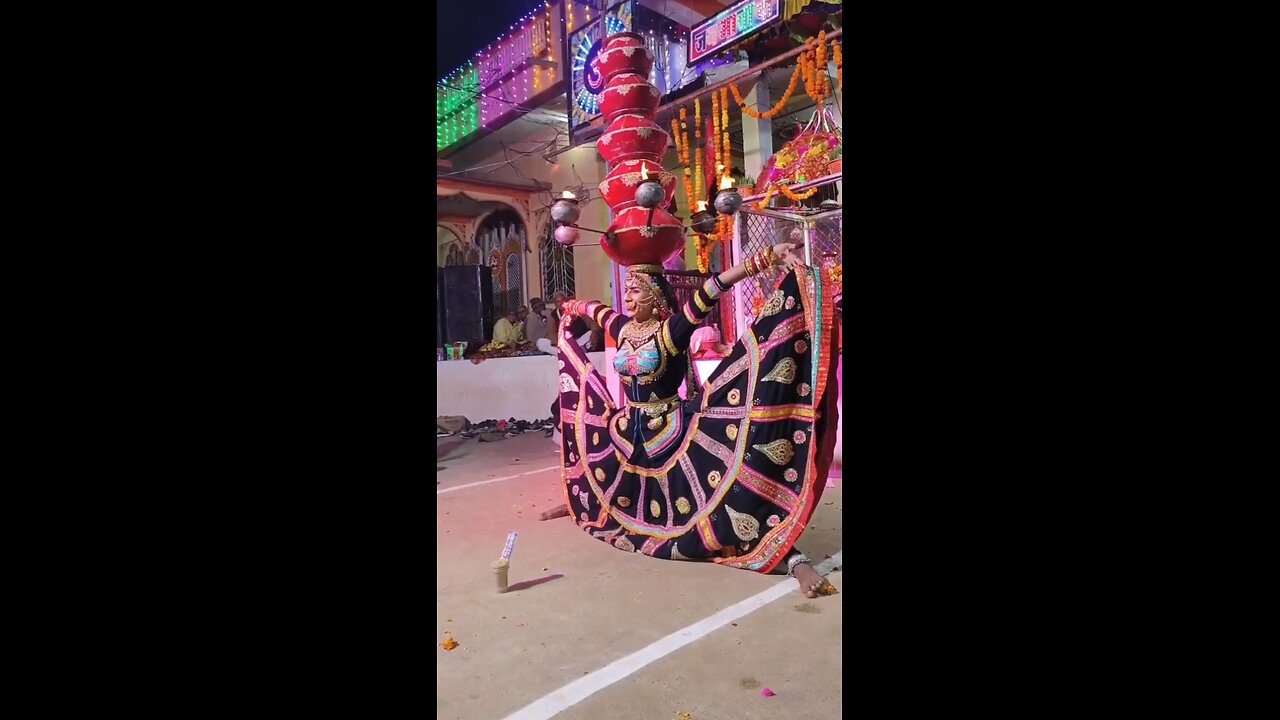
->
437, 0, 551, 79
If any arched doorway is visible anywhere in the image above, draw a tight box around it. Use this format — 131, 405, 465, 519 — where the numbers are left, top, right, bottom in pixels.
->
474, 208, 526, 315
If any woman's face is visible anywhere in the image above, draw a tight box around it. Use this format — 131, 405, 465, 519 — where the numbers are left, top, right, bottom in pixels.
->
624, 282, 655, 321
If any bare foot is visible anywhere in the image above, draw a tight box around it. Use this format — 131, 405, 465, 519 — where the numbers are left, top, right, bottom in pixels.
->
792, 562, 836, 598
539, 503, 570, 521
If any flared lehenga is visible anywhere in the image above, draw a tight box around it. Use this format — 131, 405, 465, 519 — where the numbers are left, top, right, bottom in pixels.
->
555, 267, 839, 574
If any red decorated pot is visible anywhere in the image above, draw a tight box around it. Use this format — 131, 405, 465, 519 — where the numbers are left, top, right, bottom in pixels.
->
603, 31, 645, 54
602, 206, 685, 266
600, 77, 661, 124
597, 43, 654, 83
599, 159, 675, 209
597, 120, 669, 164
604, 72, 647, 91
603, 113, 661, 134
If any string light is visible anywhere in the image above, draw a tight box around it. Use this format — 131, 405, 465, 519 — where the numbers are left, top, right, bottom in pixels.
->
438, 6, 557, 151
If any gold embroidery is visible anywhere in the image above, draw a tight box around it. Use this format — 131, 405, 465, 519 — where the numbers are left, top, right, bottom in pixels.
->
589, 397, 595, 409
675, 497, 691, 514
752, 439, 795, 465
694, 290, 713, 313
708, 470, 721, 488
594, 468, 606, 482
662, 320, 679, 358
617, 496, 632, 507
670, 542, 689, 560
614, 535, 636, 552
619, 416, 629, 431
650, 500, 661, 518
593, 432, 600, 445
797, 383, 811, 397
759, 290, 785, 318
727, 388, 741, 405
648, 416, 663, 430
725, 505, 761, 541
630, 393, 678, 417
726, 424, 738, 441
762, 357, 797, 384
794, 340, 808, 354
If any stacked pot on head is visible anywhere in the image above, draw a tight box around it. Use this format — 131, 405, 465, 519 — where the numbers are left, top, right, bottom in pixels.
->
594, 32, 683, 266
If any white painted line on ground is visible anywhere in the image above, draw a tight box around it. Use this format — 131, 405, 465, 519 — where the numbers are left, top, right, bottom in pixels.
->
436, 465, 560, 495
503, 550, 844, 720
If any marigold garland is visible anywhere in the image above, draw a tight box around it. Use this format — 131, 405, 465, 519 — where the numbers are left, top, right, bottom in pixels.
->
673, 106, 695, 214
696, 233, 712, 272
729, 64, 801, 119
754, 184, 776, 211
779, 183, 820, 203
720, 87, 730, 178
711, 90, 721, 190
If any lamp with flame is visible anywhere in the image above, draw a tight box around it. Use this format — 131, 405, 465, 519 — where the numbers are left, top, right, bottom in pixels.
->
690, 198, 716, 235
551, 189, 580, 226
713, 174, 742, 215
634, 164, 665, 209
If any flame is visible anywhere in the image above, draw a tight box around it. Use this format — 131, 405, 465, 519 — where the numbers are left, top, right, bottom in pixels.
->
560, 190, 576, 199
640, 166, 650, 181
719, 175, 735, 190
696, 200, 708, 213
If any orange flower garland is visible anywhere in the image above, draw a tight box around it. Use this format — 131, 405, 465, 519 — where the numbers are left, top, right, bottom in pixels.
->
720, 87, 730, 179
696, 233, 712, 272
679, 107, 688, 161
694, 210, 735, 273
729, 34, 839, 116
729, 64, 801, 119
677, 107, 695, 214
711, 89, 721, 190
754, 184, 776, 211
694, 98, 703, 200
779, 183, 820, 203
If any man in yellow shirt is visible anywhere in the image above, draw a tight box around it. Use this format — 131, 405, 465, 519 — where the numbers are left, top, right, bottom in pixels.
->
492, 306, 527, 345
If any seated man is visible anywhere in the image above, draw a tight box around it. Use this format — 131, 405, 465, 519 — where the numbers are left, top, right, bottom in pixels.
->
492, 307, 527, 345
524, 298, 548, 346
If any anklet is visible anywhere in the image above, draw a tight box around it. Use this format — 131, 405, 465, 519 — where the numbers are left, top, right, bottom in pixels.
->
786, 553, 811, 576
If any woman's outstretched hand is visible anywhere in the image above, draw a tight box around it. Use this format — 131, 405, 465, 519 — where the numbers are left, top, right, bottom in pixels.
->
771, 242, 804, 270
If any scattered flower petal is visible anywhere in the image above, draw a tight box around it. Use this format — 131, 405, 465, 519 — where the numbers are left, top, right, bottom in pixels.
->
761, 688, 775, 697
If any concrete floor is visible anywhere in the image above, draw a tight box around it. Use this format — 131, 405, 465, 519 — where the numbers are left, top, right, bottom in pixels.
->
437, 432, 844, 720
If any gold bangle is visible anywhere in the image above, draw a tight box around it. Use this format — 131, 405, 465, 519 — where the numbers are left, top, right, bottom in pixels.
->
746, 255, 758, 276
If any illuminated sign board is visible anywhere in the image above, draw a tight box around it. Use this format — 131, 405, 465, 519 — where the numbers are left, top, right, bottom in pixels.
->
688, 0, 780, 65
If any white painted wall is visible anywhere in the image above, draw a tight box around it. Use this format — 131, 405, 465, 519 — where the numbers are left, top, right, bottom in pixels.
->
437, 351, 607, 422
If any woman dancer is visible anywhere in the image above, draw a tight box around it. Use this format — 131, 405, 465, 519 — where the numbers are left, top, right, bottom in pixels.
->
541, 243, 840, 597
